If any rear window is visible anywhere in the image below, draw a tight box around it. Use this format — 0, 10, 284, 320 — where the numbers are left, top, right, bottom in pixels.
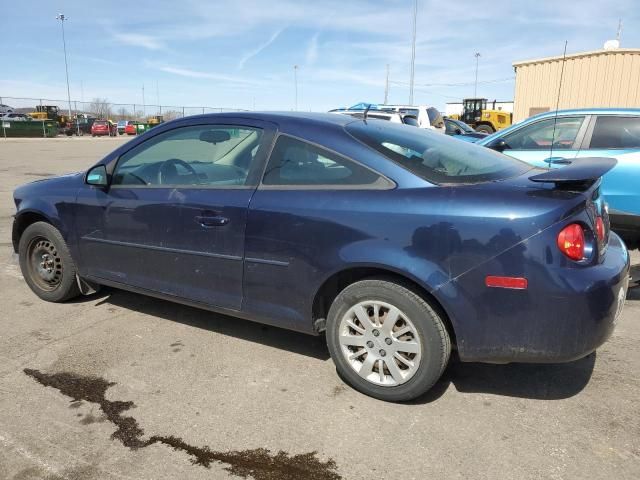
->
345, 120, 531, 184
94, 121, 107, 126
590, 116, 640, 149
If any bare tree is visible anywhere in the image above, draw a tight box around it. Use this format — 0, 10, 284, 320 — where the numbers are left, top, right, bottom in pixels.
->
116, 107, 130, 120
162, 110, 182, 121
89, 98, 111, 119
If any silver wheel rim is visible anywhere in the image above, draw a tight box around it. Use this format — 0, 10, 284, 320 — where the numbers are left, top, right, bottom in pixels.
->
338, 300, 422, 387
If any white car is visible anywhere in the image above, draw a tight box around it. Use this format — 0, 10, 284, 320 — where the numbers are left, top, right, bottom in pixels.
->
380, 105, 445, 132
0, 104, 15, 114
0, 113, 31, 122
336, 110, 419, 126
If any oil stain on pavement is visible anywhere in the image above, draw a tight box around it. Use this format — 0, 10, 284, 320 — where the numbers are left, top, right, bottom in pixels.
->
24, 369, 341, 480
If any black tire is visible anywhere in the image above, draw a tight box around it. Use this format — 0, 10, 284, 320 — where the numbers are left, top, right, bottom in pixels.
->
18, 222, 80, 302
326, 278, 451, 402
475, 124, 494, 134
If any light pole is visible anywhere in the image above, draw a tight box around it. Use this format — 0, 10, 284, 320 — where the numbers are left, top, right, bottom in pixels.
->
56, 14, 73, 121
384, 64, 390, 104
409, 0, 418, 105
294, 65, 299, 111
474, 52, 481, 97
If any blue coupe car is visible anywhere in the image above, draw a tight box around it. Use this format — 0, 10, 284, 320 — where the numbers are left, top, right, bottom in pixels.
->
12, 112, 630, 401
477, 108, 640, 249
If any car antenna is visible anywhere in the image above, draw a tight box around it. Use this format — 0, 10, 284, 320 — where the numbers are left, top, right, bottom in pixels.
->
363, 103, 372, 123
549, 40, 568, 164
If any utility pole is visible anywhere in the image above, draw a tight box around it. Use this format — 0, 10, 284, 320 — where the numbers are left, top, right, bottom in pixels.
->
56, 13, 73, 119
142, 84, 146, 117
384, 64, 390, 104
409, 0, 418, 105
474, 52, 481, 97
294, 65, 299, 111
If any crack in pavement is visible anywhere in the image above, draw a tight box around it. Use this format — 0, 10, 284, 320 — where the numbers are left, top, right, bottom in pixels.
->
23, 369, 342, 480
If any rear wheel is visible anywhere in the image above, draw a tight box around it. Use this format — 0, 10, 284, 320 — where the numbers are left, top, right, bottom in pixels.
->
18, 222, 80, 302
326, 279, 450, 402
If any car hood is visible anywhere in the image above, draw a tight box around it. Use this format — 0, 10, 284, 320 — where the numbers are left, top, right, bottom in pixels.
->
13, 172, 84, 205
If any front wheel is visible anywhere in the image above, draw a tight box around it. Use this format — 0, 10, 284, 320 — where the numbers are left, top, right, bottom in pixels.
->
326, 279, 451, 402
18, 222, 80, 302
475, 124, 494, 134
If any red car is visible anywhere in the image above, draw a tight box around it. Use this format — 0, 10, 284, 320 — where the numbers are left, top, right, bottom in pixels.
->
124, 122, 139, 135
91, 120, 117, 137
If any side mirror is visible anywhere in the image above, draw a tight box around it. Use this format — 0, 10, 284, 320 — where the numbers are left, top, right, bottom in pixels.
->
86, 165, 108, 186
486, 137, 508, 152
454, 128, 463, 135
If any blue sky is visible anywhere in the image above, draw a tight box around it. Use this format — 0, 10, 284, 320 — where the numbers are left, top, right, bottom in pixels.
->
2, 0, 639, 112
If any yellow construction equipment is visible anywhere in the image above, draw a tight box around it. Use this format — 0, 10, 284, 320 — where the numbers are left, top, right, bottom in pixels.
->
453, 98, 512, 134
29, 105, 68, 128
147, 115, 164, 126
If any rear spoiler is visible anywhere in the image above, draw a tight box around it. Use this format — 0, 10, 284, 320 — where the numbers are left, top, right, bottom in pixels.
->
529, 157, 617, 185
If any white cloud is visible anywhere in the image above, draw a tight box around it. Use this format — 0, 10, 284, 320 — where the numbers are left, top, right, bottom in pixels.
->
238, 28, 285, 69
155, 64, 261, 87
306, 33, 319, 65
112, 32, 165, 50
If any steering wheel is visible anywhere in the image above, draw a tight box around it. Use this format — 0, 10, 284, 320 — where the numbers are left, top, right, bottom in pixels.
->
157, 158, 199, 185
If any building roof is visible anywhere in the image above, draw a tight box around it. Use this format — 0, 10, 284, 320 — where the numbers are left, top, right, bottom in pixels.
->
513, 48, 640, 68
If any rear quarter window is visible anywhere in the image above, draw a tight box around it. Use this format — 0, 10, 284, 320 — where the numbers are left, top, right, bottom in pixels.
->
262, 135, 386, 187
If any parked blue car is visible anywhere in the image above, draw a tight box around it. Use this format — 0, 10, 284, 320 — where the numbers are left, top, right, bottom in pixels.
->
12, 113, 630, 401
444, 117, 488, 142
477, 108, 640, 249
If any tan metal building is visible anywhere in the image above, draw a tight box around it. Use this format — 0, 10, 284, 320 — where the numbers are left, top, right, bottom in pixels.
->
512, 48, 640, 122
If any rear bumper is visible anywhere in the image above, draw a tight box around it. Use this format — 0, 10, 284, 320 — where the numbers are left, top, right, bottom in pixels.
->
440, 233, 630, 364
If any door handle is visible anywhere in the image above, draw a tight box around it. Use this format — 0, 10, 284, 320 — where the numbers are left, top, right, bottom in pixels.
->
546, 157, 572, 166
195, 215, 229, 227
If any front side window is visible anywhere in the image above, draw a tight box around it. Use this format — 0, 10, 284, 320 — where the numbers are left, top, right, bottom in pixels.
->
399, 108, 420, 117
445, 119, 471, 134
346, 120, 531, 184
112, 125, 263, 187
590, 116, 640, 149
502, 116, 585, 150
262, 135, 383, 186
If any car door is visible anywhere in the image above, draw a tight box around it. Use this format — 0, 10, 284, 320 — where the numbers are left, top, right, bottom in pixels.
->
498, 115, 589, 168
243, 133, 393, 331
75, 120, 275, 310
573, 114, 640, 217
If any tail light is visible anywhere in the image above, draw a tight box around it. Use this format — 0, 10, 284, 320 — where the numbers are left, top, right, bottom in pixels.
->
557, 223, 585, 261
595, 216, 605, 242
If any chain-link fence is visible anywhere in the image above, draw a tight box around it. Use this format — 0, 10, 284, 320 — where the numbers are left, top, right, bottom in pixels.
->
0, 96, 250, 138
0, 96, 248, 121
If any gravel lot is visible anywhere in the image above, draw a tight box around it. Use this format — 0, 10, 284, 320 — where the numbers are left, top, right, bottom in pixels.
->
0, 137, 638, 480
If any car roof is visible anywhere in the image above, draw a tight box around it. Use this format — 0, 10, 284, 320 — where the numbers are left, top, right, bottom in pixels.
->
527, 107, 640, 121
177, 111, 357, 129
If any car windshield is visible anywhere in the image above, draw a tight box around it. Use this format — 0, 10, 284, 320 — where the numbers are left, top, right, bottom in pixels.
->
346, 120, 532, 184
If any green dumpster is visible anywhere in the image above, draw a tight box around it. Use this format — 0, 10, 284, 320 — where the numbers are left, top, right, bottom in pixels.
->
1, 120, 57, 138
135, 123, 150, 134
